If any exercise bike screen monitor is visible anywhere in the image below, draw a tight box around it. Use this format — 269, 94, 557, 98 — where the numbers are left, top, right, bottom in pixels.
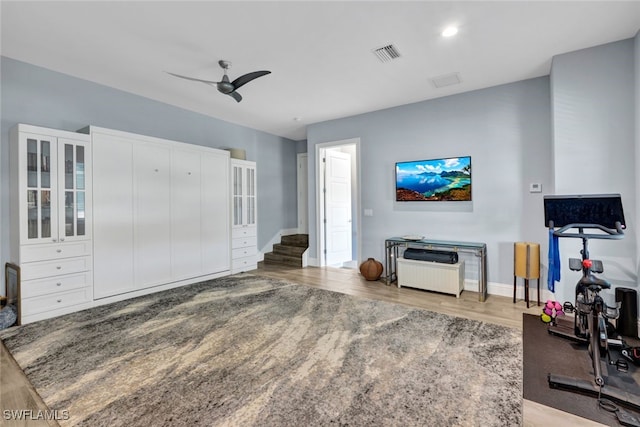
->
543, 194, 626, 230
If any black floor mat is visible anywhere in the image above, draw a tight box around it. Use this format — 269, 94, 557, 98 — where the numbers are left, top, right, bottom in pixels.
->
523, 313, 640, 426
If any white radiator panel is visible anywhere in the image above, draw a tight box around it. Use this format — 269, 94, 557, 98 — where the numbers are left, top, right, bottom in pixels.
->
397, 258, 465, 298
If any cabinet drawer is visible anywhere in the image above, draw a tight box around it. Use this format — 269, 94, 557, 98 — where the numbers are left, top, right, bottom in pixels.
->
232, 246, 257, 260
232, 256, 257, 271
232, 236, 257, 250
21, 287, 92, 317
20, 241, 91, 262
21, 257, 91, 281
20, 272, 92, 299
232, 227, 257, 239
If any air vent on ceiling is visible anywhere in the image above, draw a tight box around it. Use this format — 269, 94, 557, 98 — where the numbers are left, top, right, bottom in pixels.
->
372, 44, 401, 62
430, 72, 462, 88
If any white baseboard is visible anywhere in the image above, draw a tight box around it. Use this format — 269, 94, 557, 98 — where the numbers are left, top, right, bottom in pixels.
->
463, 279, 554, 303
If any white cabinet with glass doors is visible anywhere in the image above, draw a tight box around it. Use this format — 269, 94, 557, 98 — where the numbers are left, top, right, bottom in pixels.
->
231, 159, 257, 273
9, 124, 93, 324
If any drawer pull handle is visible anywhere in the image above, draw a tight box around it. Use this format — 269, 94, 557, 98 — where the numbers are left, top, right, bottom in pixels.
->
57, 299, 62, 303
60, 238, 65, 242
56, 249, 62, 253
56, 283, 62, 287
56, 266, 62, 270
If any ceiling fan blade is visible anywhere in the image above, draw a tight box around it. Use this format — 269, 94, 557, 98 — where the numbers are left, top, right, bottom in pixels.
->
231, 70, 271, 90
228, 91, 243, 103
166, 71, 218, 85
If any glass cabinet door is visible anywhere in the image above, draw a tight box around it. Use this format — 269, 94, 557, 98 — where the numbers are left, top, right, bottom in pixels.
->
24, 135, 57, 243
232, 165, 244, 227
231, 162, 257, 228
20, 134, 90, 245
59, 138, 89, 241
245, 166, 256, 226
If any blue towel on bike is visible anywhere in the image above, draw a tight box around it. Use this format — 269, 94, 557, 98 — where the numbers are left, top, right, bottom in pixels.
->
548, 229, 560, 292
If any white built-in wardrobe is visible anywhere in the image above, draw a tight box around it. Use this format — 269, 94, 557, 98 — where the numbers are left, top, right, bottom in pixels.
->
9, 124, 235, 323
89, 127, 230, 300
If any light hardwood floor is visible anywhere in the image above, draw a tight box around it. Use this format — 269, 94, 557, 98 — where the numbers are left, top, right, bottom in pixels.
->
0, 265, 605, 426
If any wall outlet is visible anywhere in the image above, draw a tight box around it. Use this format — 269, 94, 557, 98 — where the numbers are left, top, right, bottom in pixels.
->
364, 209, 373, 217
529, 183, 542, 193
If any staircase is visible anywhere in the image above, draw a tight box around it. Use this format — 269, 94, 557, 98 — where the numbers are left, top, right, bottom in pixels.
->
262, 234, 309, 267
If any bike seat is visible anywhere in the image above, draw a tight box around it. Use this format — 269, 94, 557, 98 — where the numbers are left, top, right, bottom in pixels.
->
579, 274, 611, 290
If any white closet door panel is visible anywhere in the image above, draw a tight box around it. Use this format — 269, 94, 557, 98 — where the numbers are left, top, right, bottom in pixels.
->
134, 143, 172, 288
92, 135, 135, 298
202, 153, 230, 273
171, 149, 202, 280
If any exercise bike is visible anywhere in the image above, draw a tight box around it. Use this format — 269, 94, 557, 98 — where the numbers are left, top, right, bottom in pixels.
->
544, 194, 640, 415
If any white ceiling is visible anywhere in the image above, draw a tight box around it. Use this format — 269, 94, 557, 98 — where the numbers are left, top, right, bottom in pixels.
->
2, 1, 639, 141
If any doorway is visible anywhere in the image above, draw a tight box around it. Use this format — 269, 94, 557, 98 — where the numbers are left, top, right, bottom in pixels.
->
317, 139, 360, 268
297, 153, 308, 234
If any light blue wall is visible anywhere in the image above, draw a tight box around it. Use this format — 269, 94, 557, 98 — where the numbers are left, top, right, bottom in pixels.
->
307, 36, 638, 302
307, 77, 553, 289
550, 39, 637, 305
0, 57, 298, 272
636, 30, 640, 283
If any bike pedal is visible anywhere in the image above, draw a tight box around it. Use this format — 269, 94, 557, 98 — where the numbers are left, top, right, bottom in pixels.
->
563, 301, 575, 313
616, 408, 640, 427
615, 359, 629, 372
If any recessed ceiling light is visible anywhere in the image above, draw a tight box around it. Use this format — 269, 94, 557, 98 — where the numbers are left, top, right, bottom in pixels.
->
442, 26, 458, 37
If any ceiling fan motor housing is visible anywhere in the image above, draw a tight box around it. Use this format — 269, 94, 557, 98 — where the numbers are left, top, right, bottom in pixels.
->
217, 81, 235, 94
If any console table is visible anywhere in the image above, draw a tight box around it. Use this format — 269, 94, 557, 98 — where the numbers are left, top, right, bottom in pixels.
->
385, 237, 488, 302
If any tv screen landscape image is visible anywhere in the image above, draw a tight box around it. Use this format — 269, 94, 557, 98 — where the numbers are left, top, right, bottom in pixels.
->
395, 156, 472, 201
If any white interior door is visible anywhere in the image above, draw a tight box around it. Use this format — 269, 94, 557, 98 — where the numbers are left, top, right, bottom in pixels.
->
325, 150, 352, 266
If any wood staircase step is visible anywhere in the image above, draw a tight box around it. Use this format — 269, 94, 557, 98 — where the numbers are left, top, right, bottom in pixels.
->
281, 234, 309, 248
273, 243, 306, 257
262, 234, 309, 268
263, 252, 303, 267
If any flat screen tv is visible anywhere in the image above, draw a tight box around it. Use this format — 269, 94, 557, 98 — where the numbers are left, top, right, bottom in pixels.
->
395, 156, 471, 201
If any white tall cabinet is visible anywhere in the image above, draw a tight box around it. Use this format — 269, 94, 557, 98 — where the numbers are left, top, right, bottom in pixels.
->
231, 159, 258, 273
9, 124, 93, 324
90, 127, 231, 300
9, 124, 235, 323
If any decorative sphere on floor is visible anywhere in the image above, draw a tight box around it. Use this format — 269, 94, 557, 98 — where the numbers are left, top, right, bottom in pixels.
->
360, 258, 383, 281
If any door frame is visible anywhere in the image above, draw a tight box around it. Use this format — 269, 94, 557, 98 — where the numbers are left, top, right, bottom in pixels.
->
315, 138, 361, 267
296, 153, 308, 234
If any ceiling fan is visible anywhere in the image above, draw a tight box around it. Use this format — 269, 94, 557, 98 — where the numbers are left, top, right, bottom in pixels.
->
167, 60, 271, 103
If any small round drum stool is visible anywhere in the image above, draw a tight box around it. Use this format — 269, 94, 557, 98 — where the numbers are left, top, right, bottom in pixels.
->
514, 242, 540, 308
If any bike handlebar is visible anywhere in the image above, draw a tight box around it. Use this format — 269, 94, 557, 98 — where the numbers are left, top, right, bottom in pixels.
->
549, 221, 625, 240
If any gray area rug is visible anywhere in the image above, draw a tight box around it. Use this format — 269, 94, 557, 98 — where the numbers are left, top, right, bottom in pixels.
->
1, 274, 522, 426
